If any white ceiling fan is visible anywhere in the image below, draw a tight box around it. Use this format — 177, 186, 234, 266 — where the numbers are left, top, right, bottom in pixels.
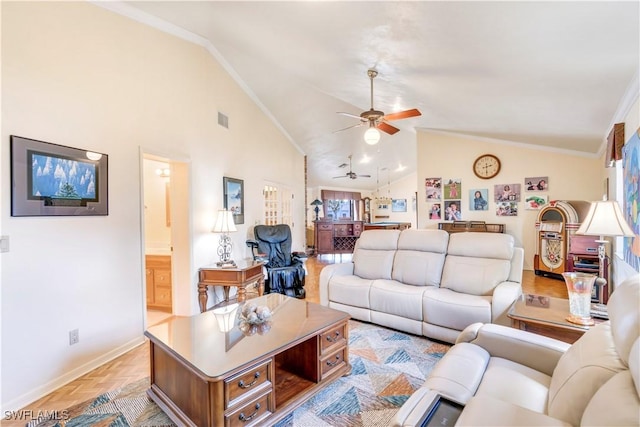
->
335, 69, 422, 145
332, 155, 371, 180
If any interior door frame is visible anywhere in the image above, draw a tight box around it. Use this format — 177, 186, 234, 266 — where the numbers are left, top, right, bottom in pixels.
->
139, 148, 192, 327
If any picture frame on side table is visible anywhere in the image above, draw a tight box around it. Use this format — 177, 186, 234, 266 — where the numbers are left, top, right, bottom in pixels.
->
10, 135, 108, 216
223, 176, 244, 224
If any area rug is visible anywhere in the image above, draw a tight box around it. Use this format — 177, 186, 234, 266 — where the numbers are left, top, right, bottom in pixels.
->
30, 321, 448, 427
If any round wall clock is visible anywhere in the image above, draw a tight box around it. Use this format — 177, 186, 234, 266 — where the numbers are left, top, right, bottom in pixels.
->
473, 154, 501, 179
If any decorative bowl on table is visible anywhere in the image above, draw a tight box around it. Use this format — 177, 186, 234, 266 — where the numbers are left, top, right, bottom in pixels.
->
238, 303, 272, 336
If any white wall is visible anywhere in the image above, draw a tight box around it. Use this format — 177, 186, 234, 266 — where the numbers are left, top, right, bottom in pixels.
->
1, 2, 304, 411
416, 131, 604, 270
373, 172, 418, 228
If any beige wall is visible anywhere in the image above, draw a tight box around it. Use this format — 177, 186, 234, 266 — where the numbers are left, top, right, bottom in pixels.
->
1, 2, 304, 410
417, 131, 604, 270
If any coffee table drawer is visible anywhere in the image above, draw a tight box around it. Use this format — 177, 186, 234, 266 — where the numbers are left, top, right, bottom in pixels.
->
225, 389, 273, 427
225, 359, 273, 408
320, 323, 347, 354
320, 347, 347, 380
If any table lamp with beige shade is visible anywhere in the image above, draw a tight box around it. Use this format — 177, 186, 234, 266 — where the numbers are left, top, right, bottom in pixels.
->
566, 199, 635, 325
212, 209, 237, 267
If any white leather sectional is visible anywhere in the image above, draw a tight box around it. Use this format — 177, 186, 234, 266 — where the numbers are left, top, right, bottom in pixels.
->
392, 274, 640, 427
319, 229, 524, 344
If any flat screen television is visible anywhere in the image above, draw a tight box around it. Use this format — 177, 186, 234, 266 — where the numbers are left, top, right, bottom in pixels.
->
11, 135, 108, 216
27, 150, 99, 206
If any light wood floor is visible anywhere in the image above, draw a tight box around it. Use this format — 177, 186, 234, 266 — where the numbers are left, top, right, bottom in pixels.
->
4, 255, 565, 426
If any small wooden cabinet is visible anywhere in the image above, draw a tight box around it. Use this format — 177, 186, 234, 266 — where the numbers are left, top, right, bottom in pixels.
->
314, 220, 363, 254
146, 255, 172, 312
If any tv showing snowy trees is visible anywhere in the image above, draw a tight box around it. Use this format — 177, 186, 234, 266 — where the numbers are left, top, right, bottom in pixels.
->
28, 151, 98, 204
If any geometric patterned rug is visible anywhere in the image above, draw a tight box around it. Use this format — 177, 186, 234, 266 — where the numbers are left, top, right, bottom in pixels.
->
29, 320, 449, 427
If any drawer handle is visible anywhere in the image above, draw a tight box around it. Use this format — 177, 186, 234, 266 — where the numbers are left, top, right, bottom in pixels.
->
238, 403, 261, 422
326, 355, 341, 367
238, 372, 260, 389
326, 331, 341, 342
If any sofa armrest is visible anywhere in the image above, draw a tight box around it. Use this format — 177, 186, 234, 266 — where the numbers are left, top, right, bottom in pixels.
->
319, 262, 354, 306
456, 323, 570, 376
457, 395, 571, 426
491, 280, 522, 326
391, 389, 445, 427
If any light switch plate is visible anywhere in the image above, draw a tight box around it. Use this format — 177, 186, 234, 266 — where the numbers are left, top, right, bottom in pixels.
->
0, 236, 9, 253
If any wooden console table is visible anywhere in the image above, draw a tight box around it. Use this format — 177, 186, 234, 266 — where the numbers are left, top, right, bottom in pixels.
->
438, 221, 505, 234
198, 259, 265, 312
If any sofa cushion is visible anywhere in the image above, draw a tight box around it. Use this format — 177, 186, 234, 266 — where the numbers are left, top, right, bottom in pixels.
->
475, 357, 552, 414
370, 279, 429, 321
423, 287, 492, 331
352, 230, 400, 280
326, 275, 373, 309
580, 370, 640, 427
547, 322, 626, 426
392, 229, 448, 287
441, 232, 514, 296
456, 396, 571, 427
447, 232, 515, 259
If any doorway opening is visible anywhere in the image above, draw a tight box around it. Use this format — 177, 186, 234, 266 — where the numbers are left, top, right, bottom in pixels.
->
141, 154, 190, 327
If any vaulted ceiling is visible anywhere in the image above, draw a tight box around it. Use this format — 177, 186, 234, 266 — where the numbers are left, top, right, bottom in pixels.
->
119, 1, 639, 190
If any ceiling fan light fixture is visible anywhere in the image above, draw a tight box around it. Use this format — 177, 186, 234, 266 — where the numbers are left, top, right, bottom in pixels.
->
364, 127, 380, 145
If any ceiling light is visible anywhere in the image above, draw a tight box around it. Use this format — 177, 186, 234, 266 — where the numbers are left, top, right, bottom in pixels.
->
364, 127, 380, 145
155, 168, 170, 178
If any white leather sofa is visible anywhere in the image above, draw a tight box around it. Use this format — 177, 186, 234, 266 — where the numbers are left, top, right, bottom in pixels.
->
392, 273, 640, 427
319, 229, 524, 343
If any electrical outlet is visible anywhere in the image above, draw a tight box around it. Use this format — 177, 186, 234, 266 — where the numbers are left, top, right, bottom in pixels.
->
69, 329, 79, 345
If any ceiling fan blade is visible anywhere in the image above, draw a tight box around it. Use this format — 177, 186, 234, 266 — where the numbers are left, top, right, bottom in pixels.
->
357, 174, 372, 178
332, 175, 347, 179
337, 112, 366, 120
382, 108, 422, 121
332, 122, 365, 134
377, 121, 400, 135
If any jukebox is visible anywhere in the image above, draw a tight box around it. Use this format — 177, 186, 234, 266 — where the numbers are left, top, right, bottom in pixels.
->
534, 200, 591, 278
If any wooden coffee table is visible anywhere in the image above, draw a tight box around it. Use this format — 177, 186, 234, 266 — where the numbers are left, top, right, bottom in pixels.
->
145, 294, 351, 426
508, 294, 604, 344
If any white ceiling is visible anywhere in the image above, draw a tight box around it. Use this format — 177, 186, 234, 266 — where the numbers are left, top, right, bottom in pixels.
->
119, 1, 639, 191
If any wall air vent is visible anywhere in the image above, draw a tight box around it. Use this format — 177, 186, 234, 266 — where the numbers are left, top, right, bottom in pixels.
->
218, 112, 229, 129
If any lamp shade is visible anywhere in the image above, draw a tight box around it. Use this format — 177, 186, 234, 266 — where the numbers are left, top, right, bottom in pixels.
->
364, 127, 381, 145
212, 209, 237, 233
212, 303, 239, 332
310, 199, 323, 206
576, 200, 634, 237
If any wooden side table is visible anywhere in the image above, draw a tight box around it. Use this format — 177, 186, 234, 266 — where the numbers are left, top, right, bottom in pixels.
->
198, 259, 265, 312
508, 294, 604, 344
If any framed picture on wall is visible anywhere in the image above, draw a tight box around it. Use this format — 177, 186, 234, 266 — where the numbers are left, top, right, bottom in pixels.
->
10, 135, 108, 216
223, 176, 244, 224
392, 199, 407, 212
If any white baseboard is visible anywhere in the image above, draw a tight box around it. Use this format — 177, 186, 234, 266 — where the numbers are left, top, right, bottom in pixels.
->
2, 336, 146, 414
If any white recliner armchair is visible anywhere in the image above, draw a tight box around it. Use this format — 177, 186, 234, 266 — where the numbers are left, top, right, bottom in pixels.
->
392, 273, 640, 426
